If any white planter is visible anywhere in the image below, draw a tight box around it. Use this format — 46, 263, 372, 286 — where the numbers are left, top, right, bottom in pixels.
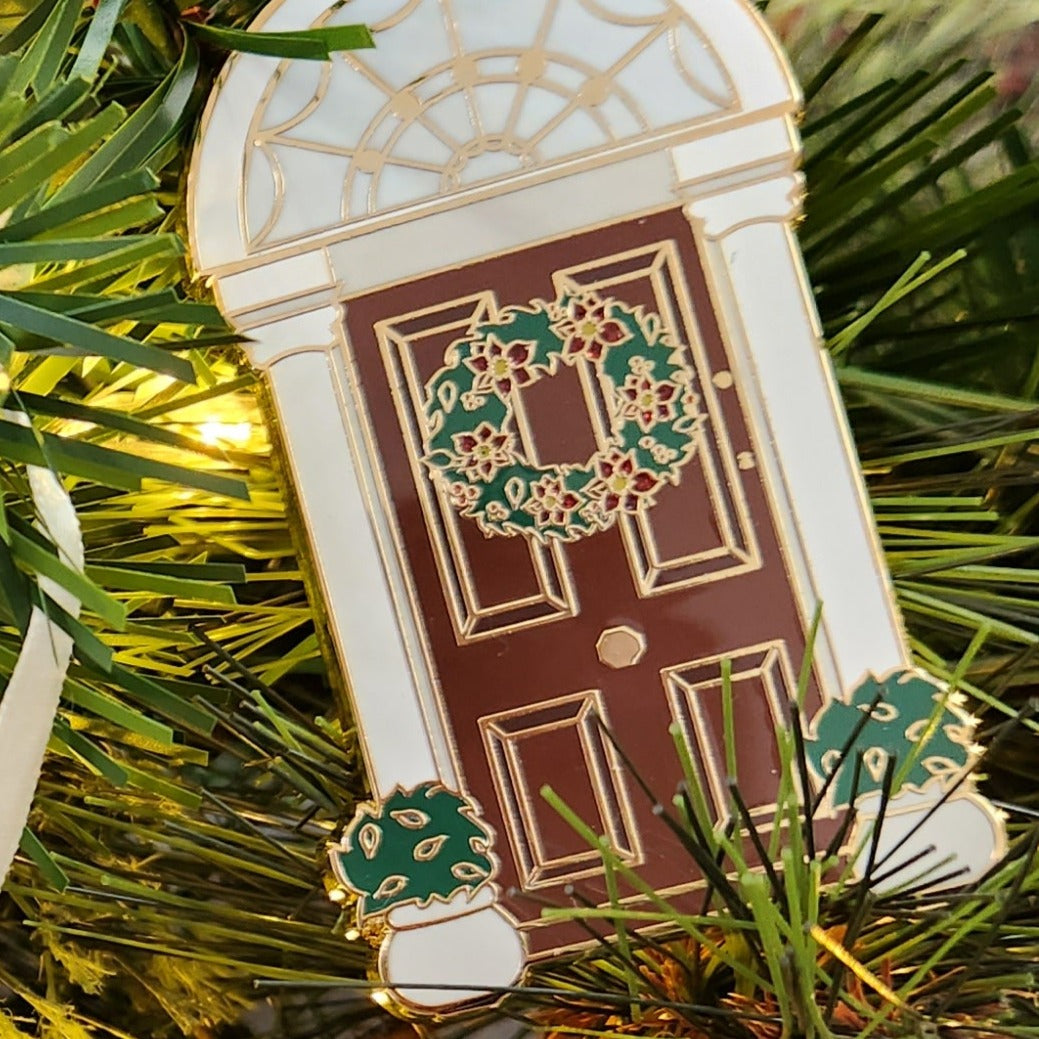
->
849, 787, 1005, 895
380, 886, 526, 1011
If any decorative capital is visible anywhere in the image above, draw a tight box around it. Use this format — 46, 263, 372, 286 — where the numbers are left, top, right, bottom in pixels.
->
233, 304, 343, 371
685, 172, 805, 238
210, 248, 336, 331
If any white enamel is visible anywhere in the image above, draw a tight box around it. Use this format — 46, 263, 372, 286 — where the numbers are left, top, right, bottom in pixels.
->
850, 788, 1007, 894
187, 0, 1000, 1010
381, 887, 526, 1009
0, 411, 83, 889
689, 210, 908, 693
265, 343, 444, 794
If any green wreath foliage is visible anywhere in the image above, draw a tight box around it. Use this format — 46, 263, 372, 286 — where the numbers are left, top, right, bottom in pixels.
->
422, 292, 701, 542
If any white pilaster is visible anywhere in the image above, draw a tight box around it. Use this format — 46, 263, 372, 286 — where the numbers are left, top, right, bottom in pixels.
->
256, 310, 444, 796
686, 176, 909, 695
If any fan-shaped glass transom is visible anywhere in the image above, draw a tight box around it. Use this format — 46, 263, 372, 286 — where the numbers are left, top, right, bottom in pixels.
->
243, 0, 738, 250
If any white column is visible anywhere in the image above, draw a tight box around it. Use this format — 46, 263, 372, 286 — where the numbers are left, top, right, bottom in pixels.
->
246, 307, 445, 797
250, 307, 526, 1007
687, 175, 909, 696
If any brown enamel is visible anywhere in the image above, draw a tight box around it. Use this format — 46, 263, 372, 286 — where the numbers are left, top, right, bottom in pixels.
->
343, 207, 821, 955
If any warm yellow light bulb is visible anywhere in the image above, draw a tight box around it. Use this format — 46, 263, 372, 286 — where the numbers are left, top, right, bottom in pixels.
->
199, 420, 252, 446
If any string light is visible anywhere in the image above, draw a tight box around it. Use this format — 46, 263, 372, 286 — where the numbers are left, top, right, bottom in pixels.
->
198, 420, 251, 446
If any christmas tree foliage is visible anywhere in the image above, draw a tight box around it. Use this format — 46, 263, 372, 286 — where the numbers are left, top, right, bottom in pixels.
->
0, 0, 1035, 1036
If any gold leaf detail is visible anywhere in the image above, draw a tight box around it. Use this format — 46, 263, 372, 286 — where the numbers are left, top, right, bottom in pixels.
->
413, 835, 447, 862
437, 382, 458, 413
862, 746, 888, 783
373, 874, 408, 900
358, 823, 381, 860
820, 748, 842, 776
451, 861, 489, 883
390, 808, 430, 830
864, 701, 898, 723
923, 755, 962, 779
505, 476, 525, 508
905, 718, 929, 742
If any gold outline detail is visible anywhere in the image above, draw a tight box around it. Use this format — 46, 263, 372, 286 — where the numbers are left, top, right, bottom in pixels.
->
662, 640, 799, 819
368, 293, 580, 644
479, 689, 643, 889
553, 239, 762, 595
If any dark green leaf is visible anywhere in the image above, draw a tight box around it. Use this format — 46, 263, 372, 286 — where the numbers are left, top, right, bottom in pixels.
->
0, 234, 180, 263
85, 564, 238, 604
54, 40, 199, 199
0, 417, 250, 499
10, 523, 128, 629
0, 169, 159, 242
189, 22, 374, 60
62, 679, 175, 745
0, 293, 196, 381
71, 0, 130, 80
19, 827, 69, 891
0, 0, 59, 56
51, 718, 129, 785
101, 663, 218, 735
25, 0, 80, 96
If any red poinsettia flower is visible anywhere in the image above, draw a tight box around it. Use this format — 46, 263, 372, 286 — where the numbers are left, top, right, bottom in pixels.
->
553, 294, 631, 361
590, 448, 659, 514
522, 475, 581, 529
465, 335, 536, 395
618, 373, 679, 432
452, 423, 516, 483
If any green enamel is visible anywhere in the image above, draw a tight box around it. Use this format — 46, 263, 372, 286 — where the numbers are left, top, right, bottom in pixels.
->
422, 293, 700, 540
807, 671, 972, 810
330, 784, 496, 918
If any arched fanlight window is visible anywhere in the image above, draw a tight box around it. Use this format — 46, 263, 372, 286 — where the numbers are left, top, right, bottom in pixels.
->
191, 0, 797, 272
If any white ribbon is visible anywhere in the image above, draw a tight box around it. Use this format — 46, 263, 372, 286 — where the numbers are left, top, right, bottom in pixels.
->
0, 410, 82, 889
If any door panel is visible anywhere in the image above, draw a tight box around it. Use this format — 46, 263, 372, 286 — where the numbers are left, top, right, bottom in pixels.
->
481, 690, 641, 889
343, 206, 819, 954
553, 242, 761, 594
664, 642, 799, 818
376, 297, 577, 641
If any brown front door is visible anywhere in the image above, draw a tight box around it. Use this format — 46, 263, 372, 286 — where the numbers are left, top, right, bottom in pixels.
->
344, 206, 816, 956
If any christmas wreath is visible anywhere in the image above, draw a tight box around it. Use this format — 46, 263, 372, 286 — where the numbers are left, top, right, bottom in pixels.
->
422, 291, 702, 542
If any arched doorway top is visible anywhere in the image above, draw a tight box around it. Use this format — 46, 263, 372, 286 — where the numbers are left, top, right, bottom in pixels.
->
189, 0, 800, 273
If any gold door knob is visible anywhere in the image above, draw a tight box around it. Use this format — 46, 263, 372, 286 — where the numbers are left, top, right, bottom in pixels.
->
596, 626, 646, 669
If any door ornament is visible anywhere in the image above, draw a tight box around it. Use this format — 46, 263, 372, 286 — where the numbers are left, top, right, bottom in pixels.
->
595, 625, 647, 669
422, 290, 701, 542
188, 0, 1009, 1014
